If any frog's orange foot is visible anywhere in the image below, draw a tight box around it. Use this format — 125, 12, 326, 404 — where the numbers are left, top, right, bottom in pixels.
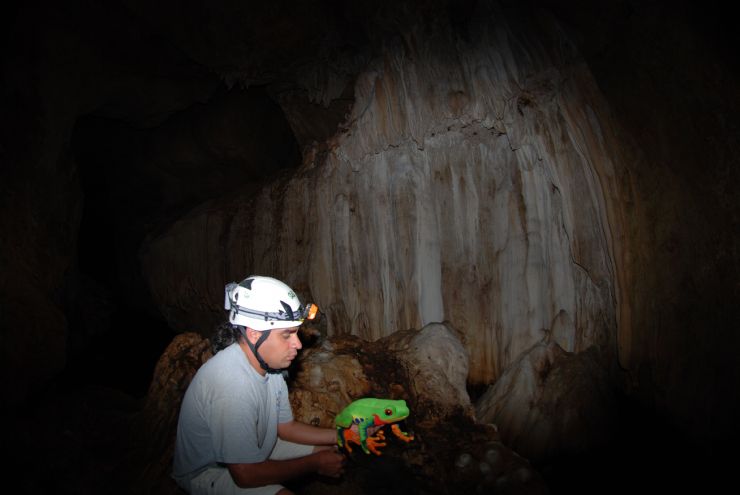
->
366, 434, 387, 455
341, 428, 387, 455
391, 423, 414, 443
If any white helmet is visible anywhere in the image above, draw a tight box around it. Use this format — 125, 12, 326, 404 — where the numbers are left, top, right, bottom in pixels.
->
224, 275, 318, 331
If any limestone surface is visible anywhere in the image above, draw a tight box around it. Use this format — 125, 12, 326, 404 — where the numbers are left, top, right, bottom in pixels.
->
141, 5, 628, 391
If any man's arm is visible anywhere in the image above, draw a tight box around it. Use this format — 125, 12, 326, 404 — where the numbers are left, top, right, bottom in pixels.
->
227, 450, 344, 488
277, 420, 336, 446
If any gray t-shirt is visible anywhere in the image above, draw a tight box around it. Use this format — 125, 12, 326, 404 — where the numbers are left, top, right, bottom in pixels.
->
172, 342, 293, 487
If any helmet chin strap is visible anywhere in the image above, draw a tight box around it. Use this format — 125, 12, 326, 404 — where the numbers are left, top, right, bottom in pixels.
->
241, 328, 283, 374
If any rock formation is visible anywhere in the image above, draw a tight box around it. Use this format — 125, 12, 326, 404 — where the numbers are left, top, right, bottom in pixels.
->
475, 341, 617, 463
290, 322, 472, 428
141, 3, 628, 392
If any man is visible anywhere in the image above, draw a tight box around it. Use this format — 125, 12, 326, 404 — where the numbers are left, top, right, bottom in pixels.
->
173, 275, 345, 495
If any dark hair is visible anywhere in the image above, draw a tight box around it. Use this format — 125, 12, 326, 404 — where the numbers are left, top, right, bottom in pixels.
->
211, 321, 244, 353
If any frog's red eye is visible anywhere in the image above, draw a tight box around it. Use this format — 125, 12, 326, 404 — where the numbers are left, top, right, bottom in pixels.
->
384, 408, 393, 416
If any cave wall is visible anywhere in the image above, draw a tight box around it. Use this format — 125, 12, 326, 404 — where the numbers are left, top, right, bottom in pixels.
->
139, 1, 740, 445
552, 0, 740, 443
141, 5, 633, 387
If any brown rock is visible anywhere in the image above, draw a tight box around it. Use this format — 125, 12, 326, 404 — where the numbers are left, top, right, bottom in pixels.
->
117, 332, 212, 494
475, 341, 617, 463
290, 340, 372, 428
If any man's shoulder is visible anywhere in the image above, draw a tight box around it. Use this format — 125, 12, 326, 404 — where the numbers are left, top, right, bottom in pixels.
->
192, 344, 245, 384
202, 342, 242, 367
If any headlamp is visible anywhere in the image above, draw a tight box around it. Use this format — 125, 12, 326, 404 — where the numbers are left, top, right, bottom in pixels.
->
231, 301, 319, 323
304, 303, 319, 321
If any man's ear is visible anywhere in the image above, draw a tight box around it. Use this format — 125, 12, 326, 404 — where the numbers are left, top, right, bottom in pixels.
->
244, 327, 260, 344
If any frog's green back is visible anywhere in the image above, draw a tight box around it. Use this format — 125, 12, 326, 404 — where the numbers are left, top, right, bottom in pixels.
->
335, 398, 410, 427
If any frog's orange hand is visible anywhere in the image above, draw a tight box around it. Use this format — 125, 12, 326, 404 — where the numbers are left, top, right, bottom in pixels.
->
391, 423, 414, 443
366, 431, 387, 455
366, 430, 387, 455
341, 428, 387, 455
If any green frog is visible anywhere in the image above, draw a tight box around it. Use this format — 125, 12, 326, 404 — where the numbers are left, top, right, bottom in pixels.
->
335, 398, 414, 455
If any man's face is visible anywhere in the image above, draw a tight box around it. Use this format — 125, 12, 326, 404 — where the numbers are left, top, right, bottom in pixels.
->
258, 327, 303, 370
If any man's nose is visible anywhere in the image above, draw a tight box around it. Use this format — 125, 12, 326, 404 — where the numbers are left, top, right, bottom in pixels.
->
291, 333, 302, 349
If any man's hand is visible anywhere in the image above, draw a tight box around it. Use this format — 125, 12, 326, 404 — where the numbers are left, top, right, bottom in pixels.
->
314, 447, 346, 478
